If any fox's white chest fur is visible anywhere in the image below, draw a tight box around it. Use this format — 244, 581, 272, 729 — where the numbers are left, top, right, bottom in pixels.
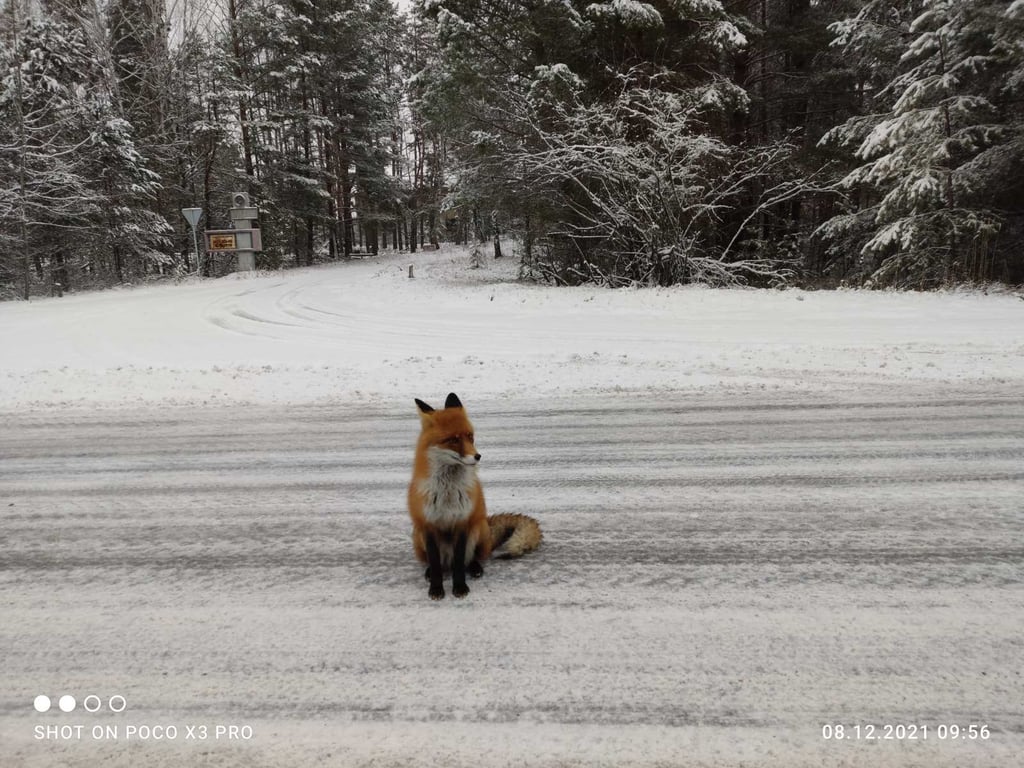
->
419, 452, 476, 528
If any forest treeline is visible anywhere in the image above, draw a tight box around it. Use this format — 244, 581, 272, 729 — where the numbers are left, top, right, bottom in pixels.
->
2, 0, 1023, 298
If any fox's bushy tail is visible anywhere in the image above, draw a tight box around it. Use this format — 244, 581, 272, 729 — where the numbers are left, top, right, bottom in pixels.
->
487, 513, 542, 559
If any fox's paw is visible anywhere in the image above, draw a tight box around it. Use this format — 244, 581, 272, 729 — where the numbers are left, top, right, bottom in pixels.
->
452, 582, 470, 598
467, 560, 484, 579
428, 584, 445, 601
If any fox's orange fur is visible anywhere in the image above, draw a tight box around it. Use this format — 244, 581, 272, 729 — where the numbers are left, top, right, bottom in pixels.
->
408, 399, 492, 567
408, 393, 541, 600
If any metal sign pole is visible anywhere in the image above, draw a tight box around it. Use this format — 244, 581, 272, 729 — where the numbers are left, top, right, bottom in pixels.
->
181, 208, 203, 276
192, 226, 201, 276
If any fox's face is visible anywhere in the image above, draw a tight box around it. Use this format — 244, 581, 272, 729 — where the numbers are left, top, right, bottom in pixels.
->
415, 393, 481, 467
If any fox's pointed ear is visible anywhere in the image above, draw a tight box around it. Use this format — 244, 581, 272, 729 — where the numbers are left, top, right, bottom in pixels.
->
445, 392, 463, 409
414, 398, 435, 414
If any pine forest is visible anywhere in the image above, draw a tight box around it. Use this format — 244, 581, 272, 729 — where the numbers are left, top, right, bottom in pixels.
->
2, 0, 1023, 299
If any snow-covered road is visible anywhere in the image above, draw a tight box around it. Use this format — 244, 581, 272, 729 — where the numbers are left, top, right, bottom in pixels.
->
2, 394, 1022, 767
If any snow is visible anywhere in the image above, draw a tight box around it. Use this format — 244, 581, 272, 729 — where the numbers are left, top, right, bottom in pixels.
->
1, 243, 1022, 411
2, 244, 1023, 767
3, 396, 1023, 766
586, 0, 665, 29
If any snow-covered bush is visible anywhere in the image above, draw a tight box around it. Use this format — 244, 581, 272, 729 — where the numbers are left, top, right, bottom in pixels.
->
485, 70, 805, 287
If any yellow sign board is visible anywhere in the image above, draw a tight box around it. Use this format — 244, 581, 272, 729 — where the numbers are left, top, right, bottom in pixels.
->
209, 233, 237, 250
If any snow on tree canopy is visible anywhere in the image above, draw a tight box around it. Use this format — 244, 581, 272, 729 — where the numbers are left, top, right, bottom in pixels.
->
669, 0, 730, 14
814, 0, 1019, 288
529, 64, 584, 103
586, 0, 664, 29
667, 0, 747, 48
704, 21, 747, 50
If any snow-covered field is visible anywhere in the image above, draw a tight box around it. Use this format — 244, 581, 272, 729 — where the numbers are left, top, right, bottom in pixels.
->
1, 245, 1022, 409
2, 245, 1023, 767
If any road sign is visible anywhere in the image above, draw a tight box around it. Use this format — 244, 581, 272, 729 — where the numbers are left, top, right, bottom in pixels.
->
182, 208, 202, 228
229, 207, 259, 222
205, 229, 262, 252
209, 233, 237, 250
181, 208, 203, 276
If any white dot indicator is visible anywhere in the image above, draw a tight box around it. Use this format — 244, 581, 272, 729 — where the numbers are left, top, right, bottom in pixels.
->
109, 695, 126, 713
83, 695, 101, 713
34, 695, 51, 713
58, 695, 76, 713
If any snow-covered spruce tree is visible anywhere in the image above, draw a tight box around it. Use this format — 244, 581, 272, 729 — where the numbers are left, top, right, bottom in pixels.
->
89, 114, 174, 281
0, 0, 25, 296
420, 0, 806, 285
37, 0, 238, 278
0, 10, 171, 296
104, 0, 179, 268
959, 0, 1024, 283
0, 14, 102, 298
82, 0, 174, 282
817, 0, 1021, 287
107, 0, 167, 143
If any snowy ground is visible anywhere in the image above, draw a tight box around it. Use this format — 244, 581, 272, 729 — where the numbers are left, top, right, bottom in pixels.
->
1, 246, 1023, 766
1, 244, 1022, 409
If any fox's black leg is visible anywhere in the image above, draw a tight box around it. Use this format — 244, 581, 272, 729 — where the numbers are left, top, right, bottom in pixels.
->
424, 566, 432, 581
467, 560, 483, 579
425, 532, 444, 600
452, 531, 470, 598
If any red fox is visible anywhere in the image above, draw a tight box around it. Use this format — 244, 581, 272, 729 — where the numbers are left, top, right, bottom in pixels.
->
408, 393, 542, 600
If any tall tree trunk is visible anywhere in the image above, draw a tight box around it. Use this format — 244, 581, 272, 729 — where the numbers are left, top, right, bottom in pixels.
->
11, 1, 30, 299
524, 214, 533, 262
759, 0, 768, 143
54, 251, 68, 293
340, 139, 353, 258
939, 38, 957, 282
300, 75, 314, 266
227, 0, 255, 179
323, 120, 337, 260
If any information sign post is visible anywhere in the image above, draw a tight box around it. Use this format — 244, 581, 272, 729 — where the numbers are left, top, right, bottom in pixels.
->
203, 193, 261, 273
181, 208, 203, 275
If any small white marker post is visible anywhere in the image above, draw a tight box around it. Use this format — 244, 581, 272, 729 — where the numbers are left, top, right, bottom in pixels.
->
181, 208, 203, 276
